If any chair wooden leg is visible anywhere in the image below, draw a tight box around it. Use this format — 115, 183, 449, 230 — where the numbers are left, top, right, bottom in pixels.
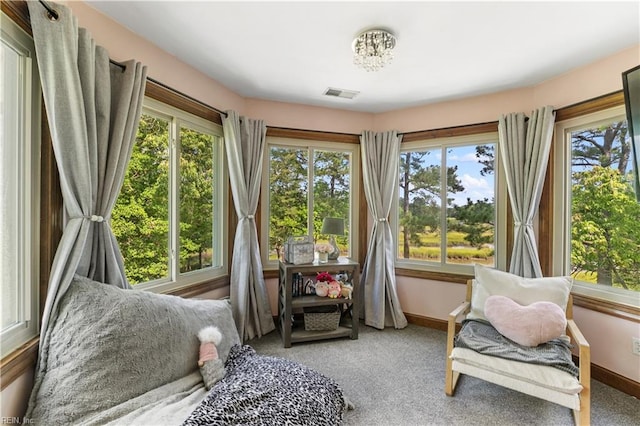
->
445, 299, 470, 396
445, 312, 461, 396
573, 388, 590, 426
445, 361, 459, 396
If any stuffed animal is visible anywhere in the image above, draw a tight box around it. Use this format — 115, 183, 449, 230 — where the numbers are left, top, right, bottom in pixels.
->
316, 272, 334, 282
197, 326, 226, 390
340, 282, 353, 299
327, 280, 342, 298
315, 281, 329, 297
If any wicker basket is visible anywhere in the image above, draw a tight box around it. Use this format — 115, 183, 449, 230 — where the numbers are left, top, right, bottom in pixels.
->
303, 306, 341, 331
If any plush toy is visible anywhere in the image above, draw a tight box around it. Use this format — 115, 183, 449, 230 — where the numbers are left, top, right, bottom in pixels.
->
315, 281, 329, 297
340, 282, 353, 299
316, 272, 334, 282
327, 280, 342, 298
334, 273, 348, 282
197, 326, 226, 390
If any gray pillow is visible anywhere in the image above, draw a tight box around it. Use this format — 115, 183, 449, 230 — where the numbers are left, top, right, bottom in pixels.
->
29, 275, 240, 424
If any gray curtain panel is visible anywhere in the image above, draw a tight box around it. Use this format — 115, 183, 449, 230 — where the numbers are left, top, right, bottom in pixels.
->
26, 0, 146, 412
360, 130, 408, 329
222, 111, 275, 341
498, 106, 555, 278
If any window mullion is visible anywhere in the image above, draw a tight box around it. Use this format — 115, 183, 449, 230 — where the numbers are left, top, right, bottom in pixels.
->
440, 145, 448, 266
169, 118, 179, 281
308, 147, 315, 237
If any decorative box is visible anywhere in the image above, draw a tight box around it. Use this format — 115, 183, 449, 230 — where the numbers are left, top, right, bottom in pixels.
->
303, 306, 341, 331
284, 235, 314, 265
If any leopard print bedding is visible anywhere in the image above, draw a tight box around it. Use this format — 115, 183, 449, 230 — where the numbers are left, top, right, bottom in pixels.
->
182, 344, 350, 425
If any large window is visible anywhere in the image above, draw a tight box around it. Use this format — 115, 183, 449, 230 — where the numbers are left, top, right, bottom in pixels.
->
261, 137, 359, 267
1, 12, 41, 357
112, 98, 227, 292
553, 106, 639, 305
395, 134, 503, 274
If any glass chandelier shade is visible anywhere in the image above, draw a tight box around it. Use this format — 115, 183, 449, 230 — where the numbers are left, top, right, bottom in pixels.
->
352, 29, 396, 72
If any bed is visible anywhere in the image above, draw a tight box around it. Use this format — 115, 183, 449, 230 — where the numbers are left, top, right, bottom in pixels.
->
25, 275, 352, 425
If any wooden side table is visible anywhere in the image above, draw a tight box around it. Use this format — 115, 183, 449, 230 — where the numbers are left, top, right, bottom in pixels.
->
278, 258, 359, 348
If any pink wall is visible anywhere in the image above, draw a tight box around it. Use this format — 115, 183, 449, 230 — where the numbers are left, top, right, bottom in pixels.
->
246, 98, 372, 134
374, 88, 534, 132
0, 371, 33, 420
573, 307, 640, 382
533, 45, 640, 108
68, 2, 245, 115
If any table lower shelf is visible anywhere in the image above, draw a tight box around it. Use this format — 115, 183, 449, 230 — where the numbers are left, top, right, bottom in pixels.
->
289, 325, 355, 344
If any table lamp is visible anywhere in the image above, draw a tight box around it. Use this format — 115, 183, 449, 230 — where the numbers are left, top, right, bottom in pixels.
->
321, 217, 344, 260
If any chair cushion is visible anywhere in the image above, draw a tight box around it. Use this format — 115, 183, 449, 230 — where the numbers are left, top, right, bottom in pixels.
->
450, 347, 583, 401
484, 295, 567, 347
468, 264, 572, 322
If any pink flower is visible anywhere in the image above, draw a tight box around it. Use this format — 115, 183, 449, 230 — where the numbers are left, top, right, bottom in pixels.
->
315, 243, 333, 253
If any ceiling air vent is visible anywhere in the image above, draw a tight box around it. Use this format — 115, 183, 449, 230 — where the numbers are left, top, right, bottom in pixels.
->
323, 87, 359, 100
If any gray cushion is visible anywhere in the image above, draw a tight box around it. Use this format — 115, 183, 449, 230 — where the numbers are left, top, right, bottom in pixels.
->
29, 275, 240, 424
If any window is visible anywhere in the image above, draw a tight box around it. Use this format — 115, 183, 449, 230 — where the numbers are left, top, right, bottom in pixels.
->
1, 12, 41, 357
553, 106, 640, 305
261, 137, 359, 268
394, 133, 504, 274
112, 98, 227, 292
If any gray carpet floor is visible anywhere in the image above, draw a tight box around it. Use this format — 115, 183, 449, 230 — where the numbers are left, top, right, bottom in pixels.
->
250, 322, 639, 426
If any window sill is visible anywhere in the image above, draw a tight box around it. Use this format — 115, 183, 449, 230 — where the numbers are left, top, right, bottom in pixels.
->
571, 282, 640, 322
0, 337, 39, 391
395, 267, 472, 284
166, 274, 229, 298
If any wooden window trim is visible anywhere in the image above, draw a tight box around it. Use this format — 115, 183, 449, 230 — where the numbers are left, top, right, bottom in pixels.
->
551, 90, 638, 320
262, 128, 366, 267
402, 121, 498, 142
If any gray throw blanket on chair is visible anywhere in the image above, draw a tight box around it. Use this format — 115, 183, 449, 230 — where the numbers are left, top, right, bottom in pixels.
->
454, 319, 579, 377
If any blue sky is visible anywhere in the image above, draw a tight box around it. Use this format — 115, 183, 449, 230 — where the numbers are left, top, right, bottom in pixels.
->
409, 144, 495, 207
447, 145, 495, 206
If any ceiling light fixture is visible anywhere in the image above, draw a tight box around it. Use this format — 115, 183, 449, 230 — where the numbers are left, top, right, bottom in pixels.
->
352, 29, 396, 72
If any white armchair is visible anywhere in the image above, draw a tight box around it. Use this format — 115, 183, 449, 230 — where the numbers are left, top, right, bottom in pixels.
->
445, 266, 591, 426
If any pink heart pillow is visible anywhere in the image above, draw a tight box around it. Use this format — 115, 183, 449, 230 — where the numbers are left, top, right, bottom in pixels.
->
484, 295, 567, 347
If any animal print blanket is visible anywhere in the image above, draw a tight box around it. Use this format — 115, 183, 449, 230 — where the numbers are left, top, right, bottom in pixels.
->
182, 344, 351, 425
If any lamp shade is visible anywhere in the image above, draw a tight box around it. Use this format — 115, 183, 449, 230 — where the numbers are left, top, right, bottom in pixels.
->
321, 217, 344, 235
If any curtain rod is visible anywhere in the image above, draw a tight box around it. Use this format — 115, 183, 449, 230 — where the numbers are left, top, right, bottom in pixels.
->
38, 0, 58, 20
144, 74, 228, 119
36, 0, 227, 119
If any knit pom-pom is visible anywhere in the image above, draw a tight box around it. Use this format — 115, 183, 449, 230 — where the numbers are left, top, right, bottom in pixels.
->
198, 326, 222, 345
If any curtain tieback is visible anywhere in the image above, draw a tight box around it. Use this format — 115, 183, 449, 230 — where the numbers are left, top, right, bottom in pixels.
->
71, 215, 107, 223
72, 214, 106, 222
243, 214, 255, 220
377, 217, 387, 222
513, 221, 533, 227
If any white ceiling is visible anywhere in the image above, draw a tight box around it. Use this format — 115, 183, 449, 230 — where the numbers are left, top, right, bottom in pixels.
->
86, 1, 640, 113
